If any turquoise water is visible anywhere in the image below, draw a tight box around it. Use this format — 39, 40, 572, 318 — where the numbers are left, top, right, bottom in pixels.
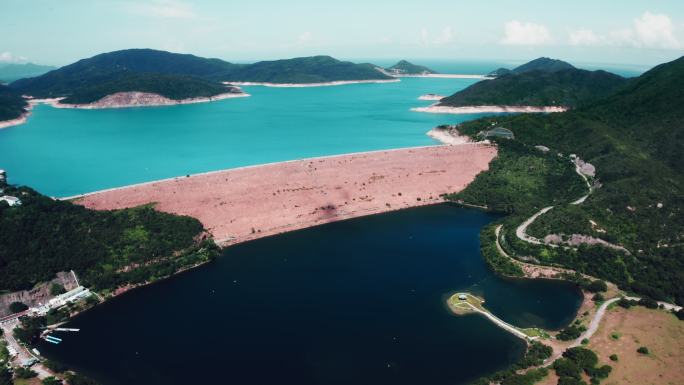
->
0, 78, 490, 197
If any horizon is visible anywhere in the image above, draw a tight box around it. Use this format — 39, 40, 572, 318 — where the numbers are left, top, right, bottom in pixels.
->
2, 0, 683, 68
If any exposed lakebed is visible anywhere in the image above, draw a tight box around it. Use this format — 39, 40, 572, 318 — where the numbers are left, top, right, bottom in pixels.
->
40, 205, 582, 385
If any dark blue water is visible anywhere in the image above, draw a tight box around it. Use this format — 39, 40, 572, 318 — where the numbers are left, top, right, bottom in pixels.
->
40, 205, 581, 385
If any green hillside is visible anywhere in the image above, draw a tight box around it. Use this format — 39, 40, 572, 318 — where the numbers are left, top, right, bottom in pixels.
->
447, 56, 684, 304
0, 84, 28, 121
385, 60, 437, 75
60, 72, 236, 104
510, 57, 576, 74
10, 50, 392, 101
439, 69, 626, 108
0, 183, 219, 293
222, 55, 392, 83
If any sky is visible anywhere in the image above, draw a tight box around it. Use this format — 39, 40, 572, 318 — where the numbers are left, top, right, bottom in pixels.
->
1, 0, 683, 69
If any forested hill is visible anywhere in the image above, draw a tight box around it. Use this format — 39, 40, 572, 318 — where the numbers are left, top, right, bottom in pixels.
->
450, 55, 684, 305
486, 57, 576, 77
9, 49, 393, 101
0, 182, 219, 295
220, 55, 393, 83
0, 84, 28, 121
385, 60, 437, 75
438, 68, 626, 108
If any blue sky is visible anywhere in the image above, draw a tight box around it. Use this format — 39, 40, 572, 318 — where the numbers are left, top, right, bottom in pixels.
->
1, 0, 683, 68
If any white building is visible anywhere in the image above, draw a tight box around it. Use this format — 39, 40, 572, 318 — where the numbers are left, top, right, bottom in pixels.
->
0, 195, 21, 206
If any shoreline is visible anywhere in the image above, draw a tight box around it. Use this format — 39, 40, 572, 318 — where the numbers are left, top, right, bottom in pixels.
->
37, 91, 250, 110
0, 110, 31, 129
412, 104, 568, 114
225, 79, 400, 87
394, 74, 492, 79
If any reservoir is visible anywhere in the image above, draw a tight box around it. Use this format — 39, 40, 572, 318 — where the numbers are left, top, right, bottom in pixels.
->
40, 205, 583, 385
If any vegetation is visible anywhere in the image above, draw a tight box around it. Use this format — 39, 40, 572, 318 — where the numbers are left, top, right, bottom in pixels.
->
65, 373, 100, 385
9, 302, 28, 313
59, 72, 234, 104
42, 377, 63, 385
220, 55, 392, 83
0, 184, 220, 293
636, 346, 649, 354
553, 347, 611, 385
468, 341, 552, 385
0, 367, 11, 385
14, 367, 38, 379
609, 354, 618, 361
439, 68, 626, 108
445, 56, 684, 305
385, 60, 436, 75
0, 84, 27, 121
49, 283, 66, 296
13, 316, 46, 344
43, 360, 68, 373
11, 49, 392, 101
557, 322, 586, 341
508, 57, 576, 74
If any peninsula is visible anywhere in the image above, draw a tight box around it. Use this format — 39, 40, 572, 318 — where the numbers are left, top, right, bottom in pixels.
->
414, 57, 627, 114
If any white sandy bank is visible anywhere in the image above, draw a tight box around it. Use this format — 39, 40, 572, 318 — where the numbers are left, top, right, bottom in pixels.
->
412, 105, 568, 114
226, 79, 400, 88
426, 126, 472, 145
44, 91, 250, 109
0, 111, 31, 129
418, 94, 446, 101
395, 74, 492, 79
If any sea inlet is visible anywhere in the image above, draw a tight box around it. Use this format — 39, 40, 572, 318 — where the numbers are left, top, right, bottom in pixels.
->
40, 205, 582, 385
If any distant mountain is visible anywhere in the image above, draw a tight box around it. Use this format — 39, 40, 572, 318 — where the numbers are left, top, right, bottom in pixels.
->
511, 57, 575, 74
9, 50, 393, 103
486, 58, 575, 78
0, 84, 27, 121
221, 55, 393, 83
0, 62, 55, 83
439, 68, 626, 108
385, 60, 437, 75
486, 68, 511, 77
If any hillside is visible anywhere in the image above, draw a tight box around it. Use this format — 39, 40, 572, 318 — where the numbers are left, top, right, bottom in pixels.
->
221, 55, 393, 83
0, 182, 219, 295
385, 60, 437, 75
439, 68, 626, 108
0, 62, 56, 83
486, 57, 575, 78
0, 84, 28, 121
447, 56, 684, 305
10, 50, 392, 101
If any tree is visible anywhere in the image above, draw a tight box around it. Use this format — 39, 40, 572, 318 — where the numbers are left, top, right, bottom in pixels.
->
617, 298, 634, 308
609, 354, 618, 361
586, 280, 608, 293
50, 283, 66, 296
553, 358, 581, 379
563, 347, 598, 371
42, 377, 63, 385
592, 293, 604, 302
9, 301, 28, 313
14, 366, 38, 378
43, 360, 68, 373
637, 346, 649, 354
638, 298, 658, 309
0, 366, 12, 385
677, 308, 684, 321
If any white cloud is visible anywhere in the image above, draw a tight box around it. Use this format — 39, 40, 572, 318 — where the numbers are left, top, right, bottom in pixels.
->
129, 0, 195, 19
568, 12, 681, 50
500, 21, 552, 45
633, 12, 680, 49
0, 52, 27, 63
569, 28, 602, 46
420, 27, 455, 46
297, 31, 313, 45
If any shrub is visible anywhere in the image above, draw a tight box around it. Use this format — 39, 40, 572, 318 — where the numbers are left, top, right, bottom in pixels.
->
557, 324, 586, 341
43, 359, 68, 373
586, 280, 608, 293
609, 354, 618, 361
14, 367, 38, 379
42, 377, 62, 385
617, 298, 634, 308
49, 283, 66, 296
592, 293, 604, 302
638, 298, 658, 309
637, 346, 649, 354
8, 302, 28, 314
